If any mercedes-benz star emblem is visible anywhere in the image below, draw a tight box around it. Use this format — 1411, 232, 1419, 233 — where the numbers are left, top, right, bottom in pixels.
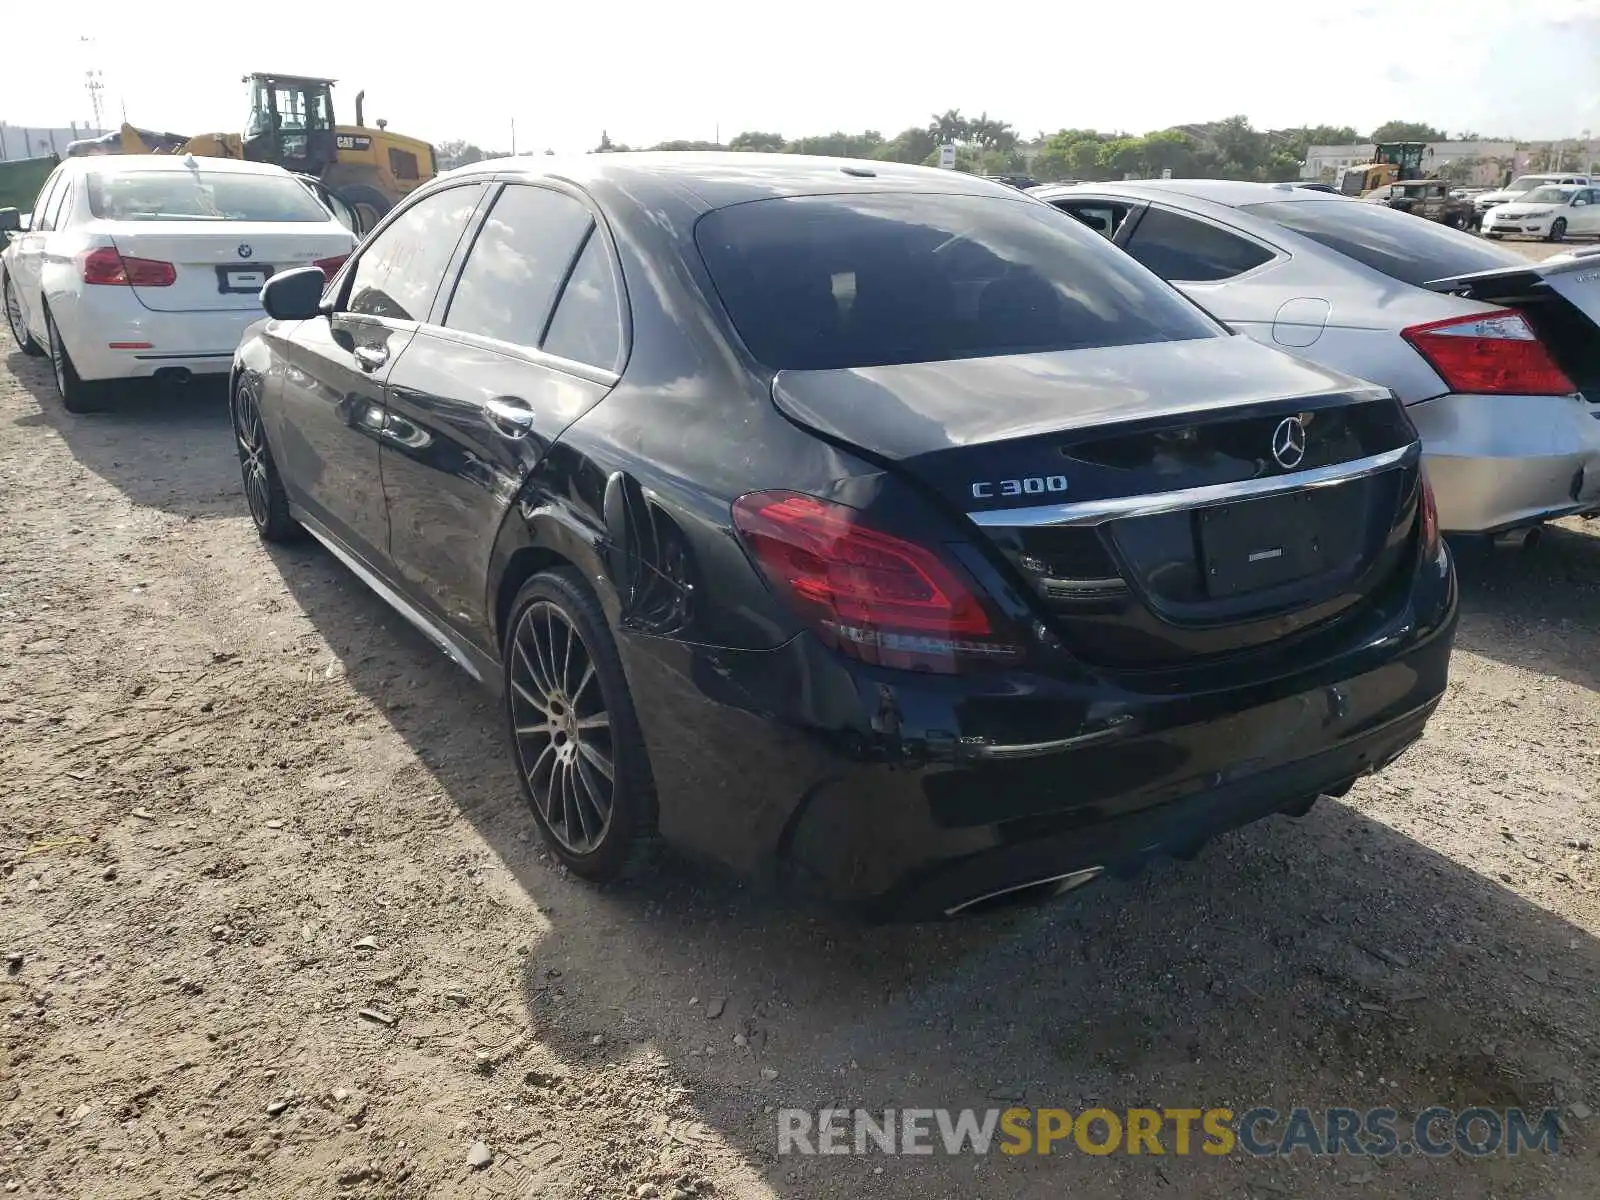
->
1271, 416, 1307, 469
237, 244, 254, 260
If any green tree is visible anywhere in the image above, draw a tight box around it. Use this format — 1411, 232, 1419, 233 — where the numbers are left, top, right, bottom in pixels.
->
927, 109, 969, 146
1101, 136, 1148, 178
1370, 120, 1445, 143
875, 126, 937, 164
648, 139, 723, 152
789, 131, 884, 158
729, 131, 787, 153
1141, 129, 1195, 176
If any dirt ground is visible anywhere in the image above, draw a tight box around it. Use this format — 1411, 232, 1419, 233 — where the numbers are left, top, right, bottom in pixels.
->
3, 273, 1598, 1196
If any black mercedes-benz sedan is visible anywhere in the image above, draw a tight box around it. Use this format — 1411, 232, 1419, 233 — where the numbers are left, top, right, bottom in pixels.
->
232, 153, 1457, 918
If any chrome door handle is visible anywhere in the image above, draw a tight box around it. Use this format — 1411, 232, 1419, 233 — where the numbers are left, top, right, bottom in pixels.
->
485, 397, 535, 438
353, 344, 388, 372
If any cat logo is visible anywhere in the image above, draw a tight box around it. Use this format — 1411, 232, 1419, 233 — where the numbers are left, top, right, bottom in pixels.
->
336, 134, 373, 152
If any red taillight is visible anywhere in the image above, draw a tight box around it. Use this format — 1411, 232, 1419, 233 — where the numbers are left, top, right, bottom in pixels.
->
79, 246, 175, 287
1402, 309, 1574, 396
1418, 470, 1440, 557
731, 490, 1022, 673
313, 254, 349, 281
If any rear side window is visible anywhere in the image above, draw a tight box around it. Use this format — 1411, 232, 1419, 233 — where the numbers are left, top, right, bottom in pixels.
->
86, 170, 333, 223
346, 183, 484, 322
1243, 200, 1526, 288
30, 173, 64, 230
39, 181, 73, 233
1123, 207, 1275, 282
444, 185, 593, 346
695, 192, 1220, 371
542, 232, 624, 371
1049, 200, 1136, 239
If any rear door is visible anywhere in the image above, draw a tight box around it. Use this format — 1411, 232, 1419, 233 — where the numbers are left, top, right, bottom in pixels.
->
84, 166, 355, 312
380, 181, 626, 652
8, 166, 65, 339
266, 180, 487, 564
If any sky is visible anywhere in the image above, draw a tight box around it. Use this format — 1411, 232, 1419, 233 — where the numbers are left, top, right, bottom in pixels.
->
3, 0, 1598, 152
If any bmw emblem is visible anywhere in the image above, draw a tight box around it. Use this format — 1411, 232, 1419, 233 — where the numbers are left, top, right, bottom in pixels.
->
1271, 416, 1307, 470
237, 244, 254, 259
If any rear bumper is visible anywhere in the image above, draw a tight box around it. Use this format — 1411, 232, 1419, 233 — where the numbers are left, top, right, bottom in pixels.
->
1408, 392, 1600, 531
618, 540, 1458, 919
56, 293, 262, 381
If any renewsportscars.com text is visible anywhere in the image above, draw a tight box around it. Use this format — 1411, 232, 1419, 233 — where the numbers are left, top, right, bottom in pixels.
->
776, 1106, 1562, 1158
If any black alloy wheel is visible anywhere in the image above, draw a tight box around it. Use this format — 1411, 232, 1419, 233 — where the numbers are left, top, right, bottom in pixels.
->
232, 376, 300, 541
505, 570, 656, 880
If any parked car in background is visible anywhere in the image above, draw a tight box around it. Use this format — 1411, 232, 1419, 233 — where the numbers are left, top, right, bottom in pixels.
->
1, 155, 356, 413
293, 173, 368, 239
1371, 179, 1475, 229
1474, 172, 1593, 223
1031, 179, 1600, 539
1481, 184, 1600, 242
230, 154, 1456, 918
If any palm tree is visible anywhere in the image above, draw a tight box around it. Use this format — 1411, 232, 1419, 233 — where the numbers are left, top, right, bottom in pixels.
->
927, 109, 968, 146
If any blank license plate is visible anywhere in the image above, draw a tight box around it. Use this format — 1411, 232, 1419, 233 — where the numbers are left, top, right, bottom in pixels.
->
216, 266, 271, 294
1198, 484, 1364, 599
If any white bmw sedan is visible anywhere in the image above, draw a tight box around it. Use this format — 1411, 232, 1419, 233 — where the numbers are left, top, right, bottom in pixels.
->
2, 155, 356, 412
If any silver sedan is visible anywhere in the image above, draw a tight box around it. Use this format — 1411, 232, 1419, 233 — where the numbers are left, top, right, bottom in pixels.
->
1031, 179, 1600, 536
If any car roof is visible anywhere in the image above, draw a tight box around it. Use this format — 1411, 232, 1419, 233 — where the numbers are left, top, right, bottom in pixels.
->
62, 154, 295, 178
440, 151, 1014, 211
1033, 178, 1342, 210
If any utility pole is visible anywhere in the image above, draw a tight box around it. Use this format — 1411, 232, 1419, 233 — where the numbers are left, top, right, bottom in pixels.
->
511, 118, 517, 156
80, 36, 105, 130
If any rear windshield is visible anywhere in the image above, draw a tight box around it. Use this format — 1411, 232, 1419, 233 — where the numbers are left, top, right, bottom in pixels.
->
694, 192, 1220, 371
1241, 200, 1525, 288
86, 170, 332, 223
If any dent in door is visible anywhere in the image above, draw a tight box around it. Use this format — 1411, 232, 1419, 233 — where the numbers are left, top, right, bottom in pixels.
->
1272, 297, 1332, 348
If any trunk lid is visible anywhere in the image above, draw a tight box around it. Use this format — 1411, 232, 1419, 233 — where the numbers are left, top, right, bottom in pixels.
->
1428, 253, 1600, 397
99, 220, 354, 313
772, 335, 1423, 670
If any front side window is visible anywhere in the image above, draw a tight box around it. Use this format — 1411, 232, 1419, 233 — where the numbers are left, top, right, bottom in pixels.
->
345, 183, 485, 322
1123, 206, 1276, 283
86, 170, 334, 223
444, 185, 593, 346
1244, 199, 1525, 288
696, 191, 1220, 372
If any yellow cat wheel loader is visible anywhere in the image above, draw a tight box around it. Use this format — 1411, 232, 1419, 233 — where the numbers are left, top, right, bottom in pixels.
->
66, 73, 436, 230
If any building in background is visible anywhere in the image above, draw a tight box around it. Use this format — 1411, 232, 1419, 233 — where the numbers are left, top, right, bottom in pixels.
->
1303, 140, 1600, 186
0, 123, 108, 162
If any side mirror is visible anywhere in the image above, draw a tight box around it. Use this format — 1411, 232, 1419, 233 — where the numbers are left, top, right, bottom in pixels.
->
0, 208, 21, 235
260, 266, 329, 321
1575, 199, 1589, 207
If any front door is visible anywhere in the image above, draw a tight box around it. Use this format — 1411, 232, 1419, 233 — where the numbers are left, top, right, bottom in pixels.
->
380, 182, 626, 652
261, 180, 487, 565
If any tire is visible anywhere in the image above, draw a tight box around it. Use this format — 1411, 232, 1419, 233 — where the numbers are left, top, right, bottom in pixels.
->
503, 568, 658, 882
1549, 218, 1568, 243
3, 273, 44, 356
231, 373, 302, 542
45, 309, 108, 414
331, 183, 391, 235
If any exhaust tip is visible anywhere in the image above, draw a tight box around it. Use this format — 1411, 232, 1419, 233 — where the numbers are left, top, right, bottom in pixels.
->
943, 866, 1104, 918
1491, 524, 1541, 552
